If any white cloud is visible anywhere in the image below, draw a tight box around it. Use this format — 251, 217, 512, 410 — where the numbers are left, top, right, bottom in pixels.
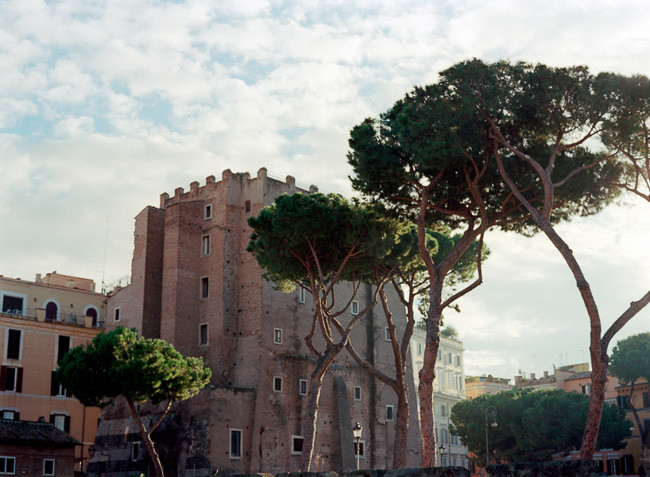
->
1, 0, 649, 378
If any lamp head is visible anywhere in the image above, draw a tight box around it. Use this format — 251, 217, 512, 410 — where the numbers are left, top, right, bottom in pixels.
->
352, 421, 362, 439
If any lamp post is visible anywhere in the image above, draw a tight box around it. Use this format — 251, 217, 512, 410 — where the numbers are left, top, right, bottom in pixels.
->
485, 406, 497, 466
438, 443, 446, 466
352, 421, 363, 470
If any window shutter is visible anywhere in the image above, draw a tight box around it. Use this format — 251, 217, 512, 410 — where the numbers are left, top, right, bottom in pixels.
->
50, 414, 55, 424
15, 368, 23, 393
14, 412, 19, 420
0, 366, 5, 391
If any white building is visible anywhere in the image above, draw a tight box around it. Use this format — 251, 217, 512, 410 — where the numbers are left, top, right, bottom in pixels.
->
411, 327, 468, 468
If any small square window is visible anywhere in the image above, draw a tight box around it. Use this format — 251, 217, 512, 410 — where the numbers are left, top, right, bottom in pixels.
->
202, 235, 210, 256
114, 307, 121, 322
245, 200, 251, 213
230, 429, 242, 459
351, 301, 359, 315
298, 287, 306, 304
201, 277, 209, 298
273, 376, 283, 392
386, 405, 394, 421
385, 327, 391, 341
205, 204, 212, 219
354, 440, 366, 458
291, 435, 304, 455
1, 410, 17, 420
0, 457, 16, 475
354, 386, 361, 401
199, 324, 208, 346
274, 328, 282, 345
299, 379, 307, 395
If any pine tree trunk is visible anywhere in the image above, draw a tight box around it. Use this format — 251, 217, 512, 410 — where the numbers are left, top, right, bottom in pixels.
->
418, 282, 443, 468
393, 385, 409, 468
299, 359, 332, 471
580, 351, 608, 459
126, 398, 166, 477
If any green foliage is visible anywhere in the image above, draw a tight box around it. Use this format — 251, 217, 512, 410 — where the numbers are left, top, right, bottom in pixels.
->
450, 388, 630, 464
247, 193, 412, 290
440, 326, 458, 340
348, 60, 630, 233
609, 332, 650, 385
56, 327, 211, 408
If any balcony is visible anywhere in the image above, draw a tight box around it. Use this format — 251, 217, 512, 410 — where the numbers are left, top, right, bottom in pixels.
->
0, 308, 105, 329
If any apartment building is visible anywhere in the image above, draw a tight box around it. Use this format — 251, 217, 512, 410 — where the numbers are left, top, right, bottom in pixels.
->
411, 327, 468, 469
98, 168, 421, 476
0, 272, 105, 467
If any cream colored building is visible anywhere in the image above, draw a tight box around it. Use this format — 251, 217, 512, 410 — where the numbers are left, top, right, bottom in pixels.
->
0, 272, 105, 468
411, 327, 469, 468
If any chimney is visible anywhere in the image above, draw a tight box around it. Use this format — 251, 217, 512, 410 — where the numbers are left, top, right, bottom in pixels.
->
530, 373, 536, 380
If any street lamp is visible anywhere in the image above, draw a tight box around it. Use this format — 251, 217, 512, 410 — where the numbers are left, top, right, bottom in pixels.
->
352, 421, 363, 470
485, 406, 497, 466
438, 443, 446, 466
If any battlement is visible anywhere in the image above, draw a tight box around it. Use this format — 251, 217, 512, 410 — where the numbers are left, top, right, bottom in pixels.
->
159, 167, 319, 209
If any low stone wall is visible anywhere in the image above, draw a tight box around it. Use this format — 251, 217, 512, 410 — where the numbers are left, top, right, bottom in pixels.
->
233, 467, 469, 477
485, 460, 601, 476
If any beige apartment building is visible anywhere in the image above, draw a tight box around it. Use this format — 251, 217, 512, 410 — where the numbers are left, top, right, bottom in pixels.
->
99, 169, 421, 476
0, 272, 105, 467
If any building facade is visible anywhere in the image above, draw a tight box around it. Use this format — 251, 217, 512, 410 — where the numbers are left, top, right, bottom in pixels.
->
410, 327, 469, 469
616, 379, 650, 474
100, 169, 421, 475
464, 376, 512, 399
0, 272, 105, 468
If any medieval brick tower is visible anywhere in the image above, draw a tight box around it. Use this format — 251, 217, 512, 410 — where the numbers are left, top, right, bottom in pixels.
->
100, 168, 421, 476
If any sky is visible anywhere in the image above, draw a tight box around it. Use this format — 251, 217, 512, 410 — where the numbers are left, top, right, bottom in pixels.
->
1, 0, 649, 379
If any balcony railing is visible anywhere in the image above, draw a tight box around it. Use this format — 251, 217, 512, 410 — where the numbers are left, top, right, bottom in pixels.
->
0, 308, 105, 328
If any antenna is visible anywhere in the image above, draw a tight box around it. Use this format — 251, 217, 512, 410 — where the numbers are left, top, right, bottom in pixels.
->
101, 215, 111, 294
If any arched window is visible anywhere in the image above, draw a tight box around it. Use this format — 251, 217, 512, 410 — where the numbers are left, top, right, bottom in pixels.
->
44, 300, 60, 321
83, 305, 100, 326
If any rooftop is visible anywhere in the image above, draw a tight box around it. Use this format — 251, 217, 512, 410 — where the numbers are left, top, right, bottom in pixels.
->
0, 419, 80, 447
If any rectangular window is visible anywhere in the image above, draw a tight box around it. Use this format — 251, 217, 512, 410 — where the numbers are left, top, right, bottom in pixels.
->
385, 327, 391, 342
582, 384, 592, 395
441, 427, 448, 444
131, 442, 141, 461
438, 350, 442, 361
57, 336, 70, 363
1, 410, 18, 420
245, 200, 251, 213
354, 386, 361, 401
273, 376, 282, 392
273, 328, 282, 345
204, 204, 212, 219
1, 366, 22, 393
298, 287, 305, 304
114, 307, 121, 322
351, 301, 359, 315
299, 379, 307, 395
201, 277, 209, 298
2, 294, 24, 314
43, 458, 55, 476
51, 371, 70, 397
6, 330, 21, 360
0, 457, 16, 474
50, 413, 69, 433
230, 429, 242, 459
455, 355, 461, 367
441, 404, 447, 417
643, 391, 650, 408
417, 342, 422, 356
202, 235, 210, 256
199, 324, 208, 346
353, 440, 366, 458
386, 405, 394, 421
291, 435, 304, 455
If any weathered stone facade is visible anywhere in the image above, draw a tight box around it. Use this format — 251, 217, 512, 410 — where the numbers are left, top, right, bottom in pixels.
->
98, 168, 421, 476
